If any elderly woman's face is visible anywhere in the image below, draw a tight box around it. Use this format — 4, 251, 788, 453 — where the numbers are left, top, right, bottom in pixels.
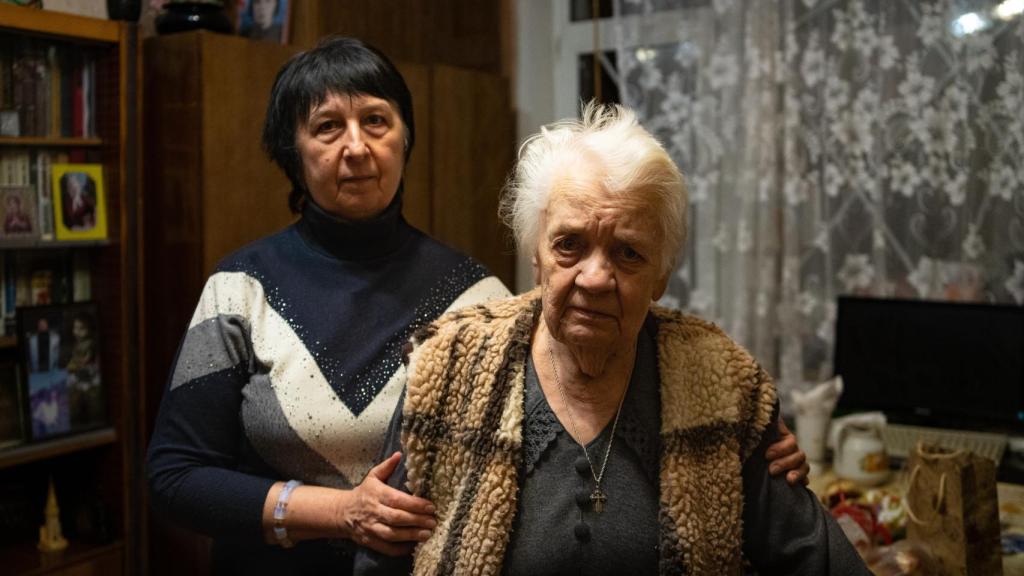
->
537, 182, 669, 351
295, 92, 405, 221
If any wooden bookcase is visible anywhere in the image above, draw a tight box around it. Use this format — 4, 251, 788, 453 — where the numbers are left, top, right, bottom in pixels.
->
0, 5, 140, 575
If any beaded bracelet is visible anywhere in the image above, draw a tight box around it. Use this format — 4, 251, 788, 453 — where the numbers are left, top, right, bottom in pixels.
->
273, 480, 302, 548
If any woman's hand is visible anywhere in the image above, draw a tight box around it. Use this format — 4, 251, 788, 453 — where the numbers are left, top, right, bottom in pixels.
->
338, 452, 437, 556
765, 420, 810, 486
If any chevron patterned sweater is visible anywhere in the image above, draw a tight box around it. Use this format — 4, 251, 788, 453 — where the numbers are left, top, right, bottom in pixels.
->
146, 197, 508, 572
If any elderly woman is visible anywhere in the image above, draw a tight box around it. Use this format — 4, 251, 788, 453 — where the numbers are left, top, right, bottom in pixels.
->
147, 37, 808, 575
357, 103, 867, 575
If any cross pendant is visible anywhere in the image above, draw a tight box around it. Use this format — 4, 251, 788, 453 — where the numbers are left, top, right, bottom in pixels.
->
590, 487, 607, 513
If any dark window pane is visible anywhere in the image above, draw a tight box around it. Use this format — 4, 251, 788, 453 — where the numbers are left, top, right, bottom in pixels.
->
620, 0, 711, 16
571, 0, 613, 22
578, 51, 621, 109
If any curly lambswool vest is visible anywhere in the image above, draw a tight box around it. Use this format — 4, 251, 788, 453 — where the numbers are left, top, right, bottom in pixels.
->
402, 289, 776, 576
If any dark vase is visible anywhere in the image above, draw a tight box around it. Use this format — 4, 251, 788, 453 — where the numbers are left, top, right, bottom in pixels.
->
106, 0, 141, 21
155, 2, 234, 35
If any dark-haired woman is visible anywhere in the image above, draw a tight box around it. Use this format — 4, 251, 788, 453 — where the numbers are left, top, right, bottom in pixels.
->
145, 37, 808, 575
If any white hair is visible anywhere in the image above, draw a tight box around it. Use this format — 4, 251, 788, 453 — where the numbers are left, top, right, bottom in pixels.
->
499, 101, 688, 273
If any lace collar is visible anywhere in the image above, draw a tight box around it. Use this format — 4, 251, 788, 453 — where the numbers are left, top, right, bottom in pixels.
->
521, 319, 661, 482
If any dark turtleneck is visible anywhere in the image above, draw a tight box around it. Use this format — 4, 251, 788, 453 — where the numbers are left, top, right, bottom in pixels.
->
212, 193, 490, 415
295, 192, 413, 262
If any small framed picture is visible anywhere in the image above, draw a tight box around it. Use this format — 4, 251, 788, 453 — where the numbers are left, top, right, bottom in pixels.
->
51, 164, 108, 241
0, 186, 39, 240
0, 362, 25, 449
18, 303, 105, 441
50, 163, 107, 239
0, 110, 19, 137
237, 0, 290, 44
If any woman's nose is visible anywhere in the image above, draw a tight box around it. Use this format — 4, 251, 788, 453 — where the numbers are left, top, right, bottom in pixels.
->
341, 128, 368, 159
575, 253, 615, 292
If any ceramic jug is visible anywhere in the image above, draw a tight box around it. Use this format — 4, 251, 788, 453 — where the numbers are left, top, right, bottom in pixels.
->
833, 421, 890, 486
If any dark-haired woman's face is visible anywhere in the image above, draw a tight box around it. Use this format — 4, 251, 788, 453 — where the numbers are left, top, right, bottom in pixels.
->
295, 92, 405, 220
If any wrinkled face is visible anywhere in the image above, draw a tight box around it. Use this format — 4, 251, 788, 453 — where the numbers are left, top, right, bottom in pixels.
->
537, 178, 669, 351
295, 92, 406, 221
252, 0, 276, 28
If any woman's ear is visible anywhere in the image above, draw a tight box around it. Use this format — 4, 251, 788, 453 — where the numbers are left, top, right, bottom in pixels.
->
532, 253, 541, 285
653, 271, 669, 302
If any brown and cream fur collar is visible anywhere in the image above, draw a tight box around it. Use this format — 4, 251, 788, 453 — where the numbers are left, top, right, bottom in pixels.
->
403, 288, 776, 575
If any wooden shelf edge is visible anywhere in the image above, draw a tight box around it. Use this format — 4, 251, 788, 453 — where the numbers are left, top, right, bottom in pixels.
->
0, 427, 117, 470
0, 238, 113, 250
0, 4, 120, 43
0, 539, 123, 576
0, 137, 104, 147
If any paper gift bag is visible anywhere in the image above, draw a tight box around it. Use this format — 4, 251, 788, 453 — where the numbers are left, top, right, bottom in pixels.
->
906, 443, 1002, 576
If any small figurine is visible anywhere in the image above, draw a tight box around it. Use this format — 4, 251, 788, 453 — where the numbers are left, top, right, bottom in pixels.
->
38, 477, 68, 553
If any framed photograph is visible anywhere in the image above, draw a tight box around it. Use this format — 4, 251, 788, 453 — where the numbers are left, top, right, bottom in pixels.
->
0, 362, 25, 449
51, 163, 108, 241
0, 185, 39, 240
18, 303, 105, 441
0, 110, 19, 137
236, 0, 290, 44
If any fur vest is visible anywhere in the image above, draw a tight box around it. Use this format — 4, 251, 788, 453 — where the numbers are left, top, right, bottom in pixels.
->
402, 289, 776, 575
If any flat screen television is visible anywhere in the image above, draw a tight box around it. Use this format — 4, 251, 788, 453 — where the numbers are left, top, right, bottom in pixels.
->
833, 296, 1024, 434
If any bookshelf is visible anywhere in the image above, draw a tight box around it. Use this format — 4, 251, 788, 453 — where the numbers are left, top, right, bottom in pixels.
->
0, 4, 140, 576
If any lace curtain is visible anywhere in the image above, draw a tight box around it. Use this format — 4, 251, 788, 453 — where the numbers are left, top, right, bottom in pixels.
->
614, 0, 1024, 405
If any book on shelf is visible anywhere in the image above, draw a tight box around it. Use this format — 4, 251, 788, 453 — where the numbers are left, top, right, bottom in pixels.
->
48, 46, 61, 139
0, 150, 30, 186
0, 36, 98, 139
35, 150, 55, 239
0, 250, 85, 337
72, 249, 91, 302
2, 254, 13, 336
0, 43, 16, 138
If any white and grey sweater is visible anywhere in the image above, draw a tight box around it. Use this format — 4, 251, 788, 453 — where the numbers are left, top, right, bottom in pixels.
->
146, 197, 508, 572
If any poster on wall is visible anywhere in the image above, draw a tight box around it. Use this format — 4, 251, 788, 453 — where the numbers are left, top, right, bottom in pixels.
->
236, 0, 290, 44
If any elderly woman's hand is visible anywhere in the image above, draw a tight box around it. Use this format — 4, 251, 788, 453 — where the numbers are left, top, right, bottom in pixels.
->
339, 452, 437, 556
765, 419, 810, 485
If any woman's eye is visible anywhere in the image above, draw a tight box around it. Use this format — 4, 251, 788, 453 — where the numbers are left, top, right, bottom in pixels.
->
554, 237, 582, 253
620, 245, 644, 262
365, 114, 387, 127
315, 120, 338, 134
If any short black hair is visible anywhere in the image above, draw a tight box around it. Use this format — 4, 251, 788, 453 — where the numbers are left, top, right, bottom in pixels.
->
262, 36, 415, 213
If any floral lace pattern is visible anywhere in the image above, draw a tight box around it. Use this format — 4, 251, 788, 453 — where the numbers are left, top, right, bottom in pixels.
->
523, 391, 563, 475
614, 0, 1024, 402
522, 365, 661, 480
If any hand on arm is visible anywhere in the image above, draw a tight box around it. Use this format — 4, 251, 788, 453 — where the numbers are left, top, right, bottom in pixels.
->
764, 418, 810, 486
262, 452, 436, 556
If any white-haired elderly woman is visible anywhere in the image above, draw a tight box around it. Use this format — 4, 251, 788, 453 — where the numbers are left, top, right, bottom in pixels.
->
355, 103, 868, 576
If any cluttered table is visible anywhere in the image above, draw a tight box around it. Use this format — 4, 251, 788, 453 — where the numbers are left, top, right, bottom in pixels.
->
808, 467, 1024, 574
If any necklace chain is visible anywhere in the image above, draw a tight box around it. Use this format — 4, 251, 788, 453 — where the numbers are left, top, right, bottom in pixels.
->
546, 344, 630, 504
